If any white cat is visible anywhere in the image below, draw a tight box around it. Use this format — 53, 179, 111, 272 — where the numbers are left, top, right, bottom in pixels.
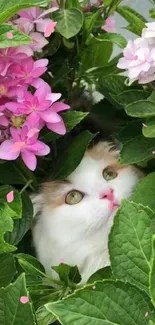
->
32, 141, 144, 283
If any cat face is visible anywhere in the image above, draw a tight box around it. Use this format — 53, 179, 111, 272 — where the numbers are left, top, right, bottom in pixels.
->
32, 141, 144, 281
37, 142, 143, 232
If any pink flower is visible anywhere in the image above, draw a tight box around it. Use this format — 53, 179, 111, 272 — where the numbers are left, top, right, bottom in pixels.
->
29, 32, 48, 52
0, 77, 21, 99
102, 17, 116, 33
142, 22, 155, 45
0, 47, 33, 76
0, 105, 9, 126
0, 126, 50, 170
117, 38, 155, 84
8, 57, 48, 85
6, 83, 70, 135
15, 7, 57, 38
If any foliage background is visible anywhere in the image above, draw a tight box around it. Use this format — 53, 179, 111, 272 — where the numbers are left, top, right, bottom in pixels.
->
1, 0, 155, 325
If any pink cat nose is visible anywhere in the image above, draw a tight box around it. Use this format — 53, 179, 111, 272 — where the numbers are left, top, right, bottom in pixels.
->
99, 188, 114, 201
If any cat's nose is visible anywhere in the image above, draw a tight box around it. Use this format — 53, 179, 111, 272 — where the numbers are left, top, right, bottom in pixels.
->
99, 188, 114, 201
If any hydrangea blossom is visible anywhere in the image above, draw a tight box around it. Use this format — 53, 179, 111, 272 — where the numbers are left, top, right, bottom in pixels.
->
102, 17, 116, 33
0, 4, 70, 170
117, 22, 155, 84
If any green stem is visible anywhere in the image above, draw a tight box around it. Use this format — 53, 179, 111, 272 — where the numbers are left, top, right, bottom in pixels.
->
20, 179, 33, 194
76, 36, 80, 57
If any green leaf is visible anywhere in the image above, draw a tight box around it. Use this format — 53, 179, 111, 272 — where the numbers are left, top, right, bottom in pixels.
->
96, 33, 127, 48
0, 0, 51, 23
53, 9, 83, 39
150, 235, 155, 307
41, 111, 88, 143
17, 253, 45, 278
0, 23, 31, 48
30, 286, 62, 309
132, 173, 155, 212
5, 191, 33, 245
109, 200, 155, 294
52, 263, 81, 285
116, 120, 142, 143
84, 10, 101, 38
125, 100, 155, 118
0, 203, 19, 253
99, 74, 128, 95
112, 90, 150, 107
46, 280, 155, 325
51, 131, 96, 180
120, 135, 155, 165
107, 0, 123, 16
149, 8, 155, 19
116, 5, 146, 36
0, 273, 35, 324
36, 305, 56, 325
0, 254, 16, 287
143, 119, 155, 138
87, 266, 114, 283
0, 160, 37, 185
81, 38, 113, 72
0, 185, 22, 218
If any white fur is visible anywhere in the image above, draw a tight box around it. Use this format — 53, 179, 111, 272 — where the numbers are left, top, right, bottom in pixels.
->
32, 148, 143, 283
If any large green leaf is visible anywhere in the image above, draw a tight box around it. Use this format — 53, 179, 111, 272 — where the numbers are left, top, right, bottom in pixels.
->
125, 100, 155, 118
87, 266, 114, 283
132, 173, 155, 212
41, 111, 88, 143
5, 191, 33, 245
0, 273, 35, 325
0, 160, 37, 185
120, 135, 155, 165
46, 280, 155, 325
51, 131, 96, 180
99, 74, 128, 95
17, 254, 45, 278
0, 185, 22, 218
96, 33, 127, 48
150, 235, 155, 307
116, 5, 146, 36
36, 305, 56, 325
0, 24, 31, 48
81, 38, 113, 72
0, 201, 22, 253
116, 120, 142, 143
109, 200, 155, 294
53, 9, 83, 39
0, 0, 51, 23
112, 90, 150, 107
0, 254, 16, 287
143, 119, 155, 138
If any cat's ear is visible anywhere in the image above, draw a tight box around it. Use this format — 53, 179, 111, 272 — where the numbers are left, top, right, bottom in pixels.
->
30, 193, 44, 219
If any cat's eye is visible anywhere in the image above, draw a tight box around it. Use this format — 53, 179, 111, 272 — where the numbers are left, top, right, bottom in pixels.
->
65, 190, 84, 205
102, 167, 118, 181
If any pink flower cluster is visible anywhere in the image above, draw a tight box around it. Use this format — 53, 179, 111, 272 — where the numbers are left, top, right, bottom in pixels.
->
0, 6, 70, 171
117, 22, 155, 84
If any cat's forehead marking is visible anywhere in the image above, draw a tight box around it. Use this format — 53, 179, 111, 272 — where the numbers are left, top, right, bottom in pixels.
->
86, 141, 119, 161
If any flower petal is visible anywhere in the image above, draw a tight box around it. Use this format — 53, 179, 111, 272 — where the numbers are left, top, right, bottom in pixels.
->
0, 140, 20, 160
46, 118, 66, 135
21, 150, 37, 171
51, 102, 70, 112
39, 110, 61, 123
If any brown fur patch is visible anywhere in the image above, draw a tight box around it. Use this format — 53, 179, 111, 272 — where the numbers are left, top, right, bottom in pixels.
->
42, 180, 71, 207
86, 141, 120, 161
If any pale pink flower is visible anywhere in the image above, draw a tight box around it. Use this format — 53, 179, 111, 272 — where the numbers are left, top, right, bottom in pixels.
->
0, 126, 50, 170
102, 17, 116, 33
142, 22, 155, 45
29, 32, 48, 52
117, 37, 155, 84
8, 57, 48, 85
15, 7, 57, 38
